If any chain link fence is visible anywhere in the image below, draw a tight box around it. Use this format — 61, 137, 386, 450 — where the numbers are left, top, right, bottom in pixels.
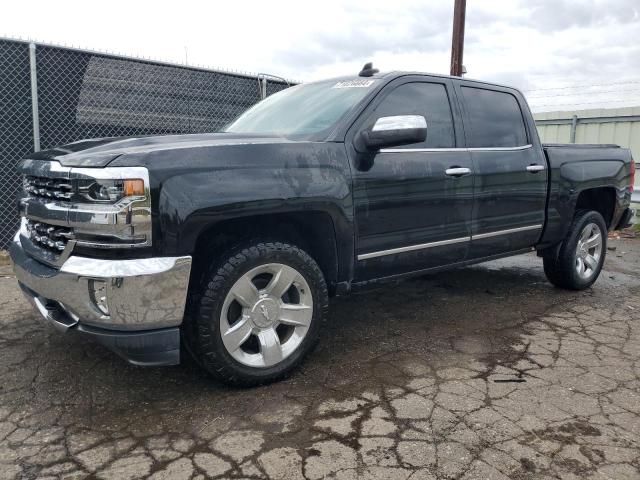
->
0, 38, 290, 249
0, 40, 33, 251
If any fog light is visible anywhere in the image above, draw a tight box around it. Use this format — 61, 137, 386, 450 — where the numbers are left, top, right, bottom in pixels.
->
88, 279, 109, 315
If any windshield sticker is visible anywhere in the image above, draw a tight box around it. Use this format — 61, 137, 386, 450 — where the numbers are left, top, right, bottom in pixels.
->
332, 79, 376, 89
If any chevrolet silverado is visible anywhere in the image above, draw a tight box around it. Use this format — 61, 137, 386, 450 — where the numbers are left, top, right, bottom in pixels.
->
11, 64, 635, 385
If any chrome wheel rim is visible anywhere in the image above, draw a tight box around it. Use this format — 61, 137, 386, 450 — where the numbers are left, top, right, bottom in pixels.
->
220, 263, 313, 368
575, 223, 603, 280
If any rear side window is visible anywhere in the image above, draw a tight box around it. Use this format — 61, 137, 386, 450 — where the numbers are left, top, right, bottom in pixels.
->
368, 82, 455, 148
461, 87, 528, 148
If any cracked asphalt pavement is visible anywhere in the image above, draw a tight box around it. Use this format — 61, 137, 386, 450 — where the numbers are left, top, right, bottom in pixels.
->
1, 238, 640, 479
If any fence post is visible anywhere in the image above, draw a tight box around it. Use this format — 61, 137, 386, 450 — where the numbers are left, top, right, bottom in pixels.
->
570, 114, 578, 144
29, 43, 41, 152
260, 77, 267, 100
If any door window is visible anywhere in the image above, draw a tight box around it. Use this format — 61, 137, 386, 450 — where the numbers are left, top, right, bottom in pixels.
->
461, 87, 528, 148
367, 82, 455, 148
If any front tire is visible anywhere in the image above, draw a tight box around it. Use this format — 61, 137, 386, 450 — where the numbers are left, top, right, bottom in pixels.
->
185, 242, 328, 387
543, 210, 607, 290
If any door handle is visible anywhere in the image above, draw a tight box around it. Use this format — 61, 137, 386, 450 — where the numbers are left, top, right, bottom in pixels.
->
445, 167, 472, 177
526, 164, 545, 173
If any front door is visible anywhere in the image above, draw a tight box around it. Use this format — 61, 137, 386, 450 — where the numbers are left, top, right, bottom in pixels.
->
350, 78, 474, 281
457, 84, 547, 258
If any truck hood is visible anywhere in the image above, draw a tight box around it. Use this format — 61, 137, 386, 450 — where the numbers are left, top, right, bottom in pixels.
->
28, 133, 282, 167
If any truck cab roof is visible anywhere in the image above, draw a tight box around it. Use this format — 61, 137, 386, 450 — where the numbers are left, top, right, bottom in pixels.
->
310, 68, 525, 97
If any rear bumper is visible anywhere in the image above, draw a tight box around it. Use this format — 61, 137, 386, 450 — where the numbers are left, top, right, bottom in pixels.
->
10, 236, 191, 366
615, 208, 634, 230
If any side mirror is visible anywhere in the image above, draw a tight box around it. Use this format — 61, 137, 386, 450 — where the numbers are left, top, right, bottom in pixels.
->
357, 115, 427, 151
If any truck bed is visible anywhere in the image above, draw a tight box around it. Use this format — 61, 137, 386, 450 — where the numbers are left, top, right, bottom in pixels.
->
543, 143, 620, 149
543, 143, 630, 167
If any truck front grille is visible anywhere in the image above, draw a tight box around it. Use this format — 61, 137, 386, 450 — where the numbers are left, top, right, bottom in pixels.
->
23, 175, 73, 201
25, 220, 73, 252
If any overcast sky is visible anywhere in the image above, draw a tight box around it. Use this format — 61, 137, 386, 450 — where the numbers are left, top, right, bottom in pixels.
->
3, 0, 640, 111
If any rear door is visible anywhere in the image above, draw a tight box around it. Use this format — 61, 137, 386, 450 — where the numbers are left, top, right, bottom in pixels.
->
456, 84, 547, 258
349, 77, 474, 281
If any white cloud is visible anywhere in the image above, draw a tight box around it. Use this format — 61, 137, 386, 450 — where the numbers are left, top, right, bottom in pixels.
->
2, 0, 640, 111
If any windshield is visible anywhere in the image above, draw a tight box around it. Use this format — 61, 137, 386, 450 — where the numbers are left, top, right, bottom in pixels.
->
222, 79, 379, 138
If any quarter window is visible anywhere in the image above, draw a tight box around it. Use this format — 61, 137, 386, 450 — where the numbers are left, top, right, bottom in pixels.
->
461, 87, 528, 148
368, 82, 455, 148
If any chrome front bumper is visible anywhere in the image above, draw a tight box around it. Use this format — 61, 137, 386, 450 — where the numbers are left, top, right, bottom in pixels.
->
10, 237, 192, 366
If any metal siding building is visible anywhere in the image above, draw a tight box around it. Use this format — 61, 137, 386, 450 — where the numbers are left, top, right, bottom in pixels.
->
534, 106, 640, 158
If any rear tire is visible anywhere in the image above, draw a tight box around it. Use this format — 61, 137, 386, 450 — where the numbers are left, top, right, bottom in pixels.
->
184, 241, 328, 387
543, 210, 607, 290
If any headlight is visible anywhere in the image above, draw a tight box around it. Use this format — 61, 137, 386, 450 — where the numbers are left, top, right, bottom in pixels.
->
78, 178, 146, 203
69, 167, 152, 249
19, 161, 153, 254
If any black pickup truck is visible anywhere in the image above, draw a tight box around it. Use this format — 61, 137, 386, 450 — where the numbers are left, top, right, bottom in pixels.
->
10, 66, 635, 385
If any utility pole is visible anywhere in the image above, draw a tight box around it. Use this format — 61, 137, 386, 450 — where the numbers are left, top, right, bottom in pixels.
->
450, 0, 466, 76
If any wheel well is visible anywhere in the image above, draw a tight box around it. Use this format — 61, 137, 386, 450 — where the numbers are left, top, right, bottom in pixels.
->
191, 212, 339, 294
575, 187, 616, 228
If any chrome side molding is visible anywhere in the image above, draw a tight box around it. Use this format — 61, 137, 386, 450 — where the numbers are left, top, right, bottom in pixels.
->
380, 144, 533, 153
472, 224, 542, 240
357, 236, 471, 260
357, 224, 543, 260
